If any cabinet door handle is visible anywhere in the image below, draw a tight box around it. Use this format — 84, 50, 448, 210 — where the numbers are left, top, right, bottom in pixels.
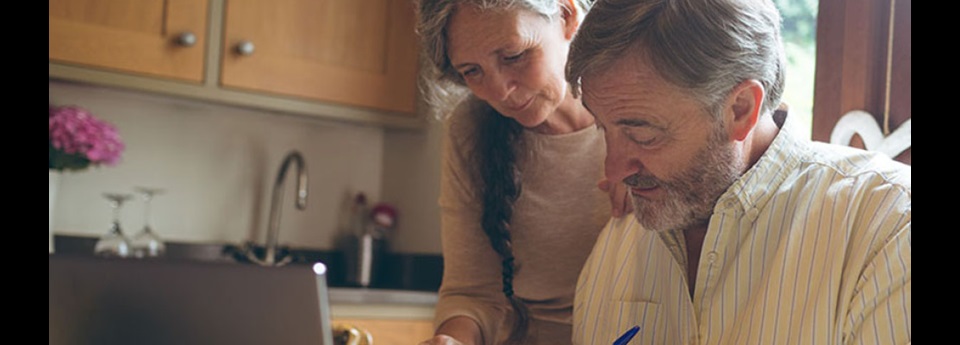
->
176, 32, 197, 47
235, 41, 255, 56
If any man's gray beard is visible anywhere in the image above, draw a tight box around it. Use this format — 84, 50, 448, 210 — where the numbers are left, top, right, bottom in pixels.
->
631, 128, 744, 232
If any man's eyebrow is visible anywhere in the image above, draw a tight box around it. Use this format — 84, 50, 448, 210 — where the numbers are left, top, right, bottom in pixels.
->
582, 99, 655, 127
615, 118, 654, 127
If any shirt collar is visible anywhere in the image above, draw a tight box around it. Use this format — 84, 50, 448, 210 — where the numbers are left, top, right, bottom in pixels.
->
715, 112, 809, 220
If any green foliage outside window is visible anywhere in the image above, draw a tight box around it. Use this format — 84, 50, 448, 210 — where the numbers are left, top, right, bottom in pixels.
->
773, 0, 818, 139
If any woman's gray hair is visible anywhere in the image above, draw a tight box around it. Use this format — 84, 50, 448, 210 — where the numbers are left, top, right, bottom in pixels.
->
566, 0, 786, 118
415, 0, 594, 120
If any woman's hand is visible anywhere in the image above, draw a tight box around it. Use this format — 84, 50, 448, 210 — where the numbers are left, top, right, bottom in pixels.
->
599, 178, 632, 218
418, 334, 465, 345
417, 317, 480, 345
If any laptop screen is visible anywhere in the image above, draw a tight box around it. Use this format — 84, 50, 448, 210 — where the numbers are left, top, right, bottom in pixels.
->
49, 255, 335, 345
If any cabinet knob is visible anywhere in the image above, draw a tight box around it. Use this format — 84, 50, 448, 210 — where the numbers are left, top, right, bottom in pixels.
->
235, 41, 255, 56
176, 32, 197, 47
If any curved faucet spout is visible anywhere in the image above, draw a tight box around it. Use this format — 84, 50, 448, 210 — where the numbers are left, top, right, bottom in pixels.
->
250, 150, 308, 266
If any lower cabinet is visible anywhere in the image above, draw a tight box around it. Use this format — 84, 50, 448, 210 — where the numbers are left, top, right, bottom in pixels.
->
332, 318, 434, 345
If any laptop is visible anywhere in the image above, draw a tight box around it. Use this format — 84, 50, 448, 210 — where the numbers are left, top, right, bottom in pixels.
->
49, 255, 335, 345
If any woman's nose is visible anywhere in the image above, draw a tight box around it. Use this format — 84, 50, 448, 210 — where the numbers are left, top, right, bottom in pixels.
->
477, 70, 515, 102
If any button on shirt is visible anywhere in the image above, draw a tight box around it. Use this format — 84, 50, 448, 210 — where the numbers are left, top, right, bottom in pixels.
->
573, 118, 911, 345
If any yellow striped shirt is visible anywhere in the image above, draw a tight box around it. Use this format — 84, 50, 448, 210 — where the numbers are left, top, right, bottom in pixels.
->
573, 123, 911, 345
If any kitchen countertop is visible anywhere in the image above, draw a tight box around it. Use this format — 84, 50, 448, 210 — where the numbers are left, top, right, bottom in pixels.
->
329, 287, 438, 318
52, 234, 442, 307
330, 287, 438, 305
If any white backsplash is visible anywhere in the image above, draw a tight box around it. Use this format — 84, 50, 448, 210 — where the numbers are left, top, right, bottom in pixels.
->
49, 80, 394, 251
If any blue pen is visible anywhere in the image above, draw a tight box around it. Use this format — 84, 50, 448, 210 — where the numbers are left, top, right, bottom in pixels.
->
613, 325, 641, 345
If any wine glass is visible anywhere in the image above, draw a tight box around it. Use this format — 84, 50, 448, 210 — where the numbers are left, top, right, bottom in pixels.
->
94, 193, 134, 258
131, 187, 166, 258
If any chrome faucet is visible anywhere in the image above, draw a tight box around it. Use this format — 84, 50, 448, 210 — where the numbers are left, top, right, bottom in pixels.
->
244, 150, 308, 266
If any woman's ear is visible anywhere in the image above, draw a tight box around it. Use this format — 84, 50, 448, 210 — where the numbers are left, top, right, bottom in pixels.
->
726, 79, 764, 141
560, 0, 579, 39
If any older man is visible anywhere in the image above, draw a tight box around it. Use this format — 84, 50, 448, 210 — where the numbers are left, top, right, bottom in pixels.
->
565, 0, 911, 344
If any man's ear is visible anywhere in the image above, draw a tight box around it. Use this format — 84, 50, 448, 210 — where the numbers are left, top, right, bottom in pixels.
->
725, 79, 764, 141
560, 0, 579, 40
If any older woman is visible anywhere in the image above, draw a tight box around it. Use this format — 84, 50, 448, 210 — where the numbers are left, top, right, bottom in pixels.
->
414, 1, 625, 344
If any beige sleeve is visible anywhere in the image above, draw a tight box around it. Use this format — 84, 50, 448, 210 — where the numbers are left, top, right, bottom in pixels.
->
432, 102, 510, 345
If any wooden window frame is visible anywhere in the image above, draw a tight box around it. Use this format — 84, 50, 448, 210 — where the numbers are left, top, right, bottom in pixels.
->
812, 0, 911, 165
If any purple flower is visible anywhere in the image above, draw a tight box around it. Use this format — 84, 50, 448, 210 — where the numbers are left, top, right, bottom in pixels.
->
49, 105, 125, 171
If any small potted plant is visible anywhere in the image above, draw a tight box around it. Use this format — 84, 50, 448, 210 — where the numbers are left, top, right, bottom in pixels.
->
49, 105, 125, 172
49, 105, 125, 252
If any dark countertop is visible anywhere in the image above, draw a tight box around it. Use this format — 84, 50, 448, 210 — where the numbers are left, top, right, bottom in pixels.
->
53, 234, 443, 303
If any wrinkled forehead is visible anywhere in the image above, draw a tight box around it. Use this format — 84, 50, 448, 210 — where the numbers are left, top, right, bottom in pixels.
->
580, 50, 690, 118
580, 48, 657, 93
446, 5, 550, 61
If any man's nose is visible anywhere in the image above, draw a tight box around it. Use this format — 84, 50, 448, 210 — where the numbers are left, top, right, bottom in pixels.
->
604, 141, 639, 186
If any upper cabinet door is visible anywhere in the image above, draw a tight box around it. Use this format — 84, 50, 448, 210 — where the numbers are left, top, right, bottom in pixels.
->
220, 0, 419, 114
49, 0, 209, 83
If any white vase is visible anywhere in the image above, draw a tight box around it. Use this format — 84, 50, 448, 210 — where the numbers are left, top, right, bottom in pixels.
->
49, 170, 60, 253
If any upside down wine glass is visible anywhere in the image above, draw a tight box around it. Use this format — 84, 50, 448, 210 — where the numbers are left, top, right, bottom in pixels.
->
94, 193, 133, 258
131, 187, 166, 258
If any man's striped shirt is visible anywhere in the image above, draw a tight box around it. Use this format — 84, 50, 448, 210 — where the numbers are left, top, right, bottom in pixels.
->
573, 120, 911, 345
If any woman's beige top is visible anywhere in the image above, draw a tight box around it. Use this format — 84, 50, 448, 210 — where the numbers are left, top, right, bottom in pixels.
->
434, 98, 611, 345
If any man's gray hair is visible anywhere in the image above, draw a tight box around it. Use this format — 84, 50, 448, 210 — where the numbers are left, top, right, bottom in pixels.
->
415, 0, 594, 120
566, 0, 786, 118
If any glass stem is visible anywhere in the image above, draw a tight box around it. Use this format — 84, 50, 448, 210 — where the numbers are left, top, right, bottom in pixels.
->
112, 205, 121, 229
143, 200, 152, 232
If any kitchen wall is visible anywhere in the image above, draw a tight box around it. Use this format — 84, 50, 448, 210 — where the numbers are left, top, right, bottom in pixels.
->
49, 80, 443, 254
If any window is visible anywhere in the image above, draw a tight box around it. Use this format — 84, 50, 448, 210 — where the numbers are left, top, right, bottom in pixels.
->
773, 0, 818, 139
810, 0, 910, 165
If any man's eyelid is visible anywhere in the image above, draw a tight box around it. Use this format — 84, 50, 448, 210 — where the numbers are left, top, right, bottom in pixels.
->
630, 134, 658, 145
616, 119, 662, 145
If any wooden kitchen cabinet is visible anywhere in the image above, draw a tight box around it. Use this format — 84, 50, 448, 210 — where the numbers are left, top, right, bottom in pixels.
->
49, 0, 422, 128
333, 318, 434, 345
221, 0, 420, 114
49, 0, 208, 83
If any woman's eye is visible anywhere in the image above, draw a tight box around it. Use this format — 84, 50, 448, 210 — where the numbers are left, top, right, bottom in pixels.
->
503, 51, 525, 62
459, 67, 480, 80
